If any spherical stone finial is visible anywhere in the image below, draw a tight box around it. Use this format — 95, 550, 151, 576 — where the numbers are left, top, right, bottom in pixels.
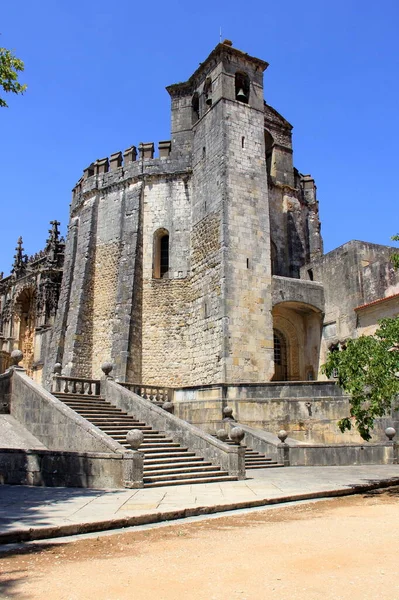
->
223, 406, 234, 420
217, 429, 228, 442
53, 363, 62, 375
101, 362, 113, 377
230, 426, 245, 445
277, 430, 288, 444
162, 401, 174, 414
385, 427, 396, 441
10, 349, 23, 366
126, 429, 144, 450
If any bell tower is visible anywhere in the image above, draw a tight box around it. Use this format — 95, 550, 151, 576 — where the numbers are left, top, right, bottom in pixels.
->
168, 42, 274, 383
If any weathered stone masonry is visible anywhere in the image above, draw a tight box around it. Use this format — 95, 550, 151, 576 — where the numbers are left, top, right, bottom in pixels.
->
3, 40, 398, 391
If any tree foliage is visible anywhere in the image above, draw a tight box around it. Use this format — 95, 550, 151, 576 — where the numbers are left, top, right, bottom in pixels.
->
391, 234, 399, 270
0, 47, 27, 107
322, 317, 399, 441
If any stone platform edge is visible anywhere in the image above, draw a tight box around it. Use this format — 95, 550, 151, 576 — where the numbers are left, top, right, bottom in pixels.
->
1, 476, 399, 545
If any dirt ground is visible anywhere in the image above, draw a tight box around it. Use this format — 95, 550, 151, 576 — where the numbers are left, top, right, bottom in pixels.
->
1, 488, 399, 600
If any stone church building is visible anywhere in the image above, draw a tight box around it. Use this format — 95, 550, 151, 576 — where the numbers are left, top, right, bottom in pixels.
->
1, 41, 398, 389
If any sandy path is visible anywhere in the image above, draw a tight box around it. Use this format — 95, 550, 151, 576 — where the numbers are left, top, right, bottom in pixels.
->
1, 489, 399, 600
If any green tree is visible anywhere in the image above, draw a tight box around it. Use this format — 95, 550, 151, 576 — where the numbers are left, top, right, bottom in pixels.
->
0, 47, 27, 107
391, 234, 399, 270
322, 317, 399, 441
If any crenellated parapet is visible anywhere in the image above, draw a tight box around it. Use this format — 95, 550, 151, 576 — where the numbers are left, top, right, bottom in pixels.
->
71, 140, 191, 214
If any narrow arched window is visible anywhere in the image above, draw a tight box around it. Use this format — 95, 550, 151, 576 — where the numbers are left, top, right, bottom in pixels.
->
203, 77, 212, 107
235, 72, 250, 104
153, 229, 170, 279
192, 92, 200, 124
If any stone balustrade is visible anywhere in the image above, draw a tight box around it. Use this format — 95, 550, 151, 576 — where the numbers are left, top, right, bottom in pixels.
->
52, 375, 101, 396
119, 382, 173, 405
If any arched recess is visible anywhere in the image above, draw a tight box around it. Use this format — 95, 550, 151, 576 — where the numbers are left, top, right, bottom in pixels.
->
13, 287, 36, 375
270, 240, 278, 275
272, 313, 300, 381
264, 129, 274, 179
153, 228, 170, 279
272, 301, 323, 381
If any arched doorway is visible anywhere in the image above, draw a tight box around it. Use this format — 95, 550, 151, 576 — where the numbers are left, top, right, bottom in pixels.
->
272, 301, 323, 381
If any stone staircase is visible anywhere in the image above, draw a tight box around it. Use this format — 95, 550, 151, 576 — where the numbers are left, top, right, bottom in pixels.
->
223, 438, 283, 469
54, 392, 237, 488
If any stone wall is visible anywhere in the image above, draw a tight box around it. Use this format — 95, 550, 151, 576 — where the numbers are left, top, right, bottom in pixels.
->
304, 241, 399, 368
173, 382, 399, 444
0, 448, 142, 489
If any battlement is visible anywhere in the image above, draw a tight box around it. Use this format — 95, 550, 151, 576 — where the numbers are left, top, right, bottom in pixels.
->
73, 140, 173, 194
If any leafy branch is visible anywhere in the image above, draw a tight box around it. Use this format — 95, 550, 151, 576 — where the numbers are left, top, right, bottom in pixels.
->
322, 317, 399, 441
0, 47, 27, 108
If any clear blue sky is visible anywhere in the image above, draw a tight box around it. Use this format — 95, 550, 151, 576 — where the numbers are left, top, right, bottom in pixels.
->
1, 0, 398, 274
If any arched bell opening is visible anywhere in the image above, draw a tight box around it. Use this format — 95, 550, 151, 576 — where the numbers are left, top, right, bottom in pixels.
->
235, 71, 250, 104
272, 301, 323, 381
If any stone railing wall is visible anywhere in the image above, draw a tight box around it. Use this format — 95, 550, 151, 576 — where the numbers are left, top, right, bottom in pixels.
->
224, 420, 398, 466
0, 448, 142, 489
3, 368, 143, 488
102, 378, 246, 479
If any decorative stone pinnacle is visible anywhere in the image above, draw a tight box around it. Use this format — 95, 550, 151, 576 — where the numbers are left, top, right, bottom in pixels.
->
126, 429, 144, 450
385, 427, 396, 441
216, 429, 229, 442
230, 426, 245, 445
12, 236, 28, 276
222, 406, 235, 421
10, 349, 24, 367
101, 362, 113, 378
277, 430, 288, 444
53, 363, 62, 375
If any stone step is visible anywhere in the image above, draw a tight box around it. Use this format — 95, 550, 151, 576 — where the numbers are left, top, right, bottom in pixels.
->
143, 459, 207, 471
140, 448, 193, 457
56, 392, 239, 487
90, 422, 152, 428
144, 475, 237, 488
143, 469, 227, 483
142, 452, 198, 461
140, 442, 181, 448
144, 473, 235, 487
55, 393, 103, 400
143, 455, 204, 465
246, 463, 284, 469
72, 410, 127, 416
144, 464, 218, 477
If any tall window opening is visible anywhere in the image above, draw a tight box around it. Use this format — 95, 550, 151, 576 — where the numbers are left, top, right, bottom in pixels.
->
264, 130, 274, 179
235, 72, 250, 104
153, 229, 170, 279
203, 77, 212, 107
192, 92, 200, 124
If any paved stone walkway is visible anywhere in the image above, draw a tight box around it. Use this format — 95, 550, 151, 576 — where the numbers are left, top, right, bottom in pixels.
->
1, 465, 399, 544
